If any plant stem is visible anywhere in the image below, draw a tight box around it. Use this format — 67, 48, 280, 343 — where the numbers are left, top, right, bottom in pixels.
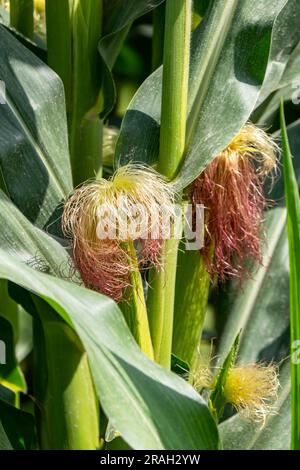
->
69, 0, 103, 185
151, 3, 165, 71
45, 0, 72, 114
148, 238, 179, 367
33, 297, 99, 450
121, 242, 154, 360
148, 0, 191, 369
158, 0, 191, 180
172, 249, 210, 371
46, 0, 104, 185
10, 0, 34, 39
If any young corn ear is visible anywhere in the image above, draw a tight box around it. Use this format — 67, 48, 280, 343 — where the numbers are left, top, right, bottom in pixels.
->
223, 363, 279, 426
62, 163, 176, 301
192, 123, 278, 281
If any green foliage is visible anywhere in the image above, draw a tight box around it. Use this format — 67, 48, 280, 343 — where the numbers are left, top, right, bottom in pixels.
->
218, 208, 291, 449
0, 0, 299, 451
209, 332, 240, 422
0, 245, 220, 450
0, 399, 36, 450
0, 317, 26, 394
0, 24, 72, 229
116, 0, 287, 189
281, 103, 300, 449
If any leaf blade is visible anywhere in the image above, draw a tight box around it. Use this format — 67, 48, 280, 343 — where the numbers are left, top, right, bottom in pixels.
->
281, 103, 300, 450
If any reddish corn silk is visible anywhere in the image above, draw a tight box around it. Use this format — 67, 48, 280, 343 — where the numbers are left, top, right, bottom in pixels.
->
192, 124, 277, 281
62, 164, 176, 301
140, 239, 163, 268
73, 240, 131, 302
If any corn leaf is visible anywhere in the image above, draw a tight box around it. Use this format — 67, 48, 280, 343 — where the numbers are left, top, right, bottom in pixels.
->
99, 0, 165, 118
281, 103, 300, 450
0, 317, 26, 393
0, 399, 36, 450
116, 0, 287, 189
218, 208, 291, 449
0, 190, 219, 450
0, 25, 72, 229
209, 332, 241, 422
255, 0, 300, 106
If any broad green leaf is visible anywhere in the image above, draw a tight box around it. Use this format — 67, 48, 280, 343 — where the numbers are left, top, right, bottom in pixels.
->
0, 317, 26, 393
255, 0, 300, 106
0, 419, 12, 450
116, 0, 287, 189
269, 119, 300, 202
279, 42, 300, 88
253, 44, 300, 126
254, 84, 300, 129
217, 208, 291, 449
103, 0, 165, 35
0, 192, 219, 450
0, 279, 33, 363
281, 103, 300, 449
0, 190, 71, 275
0, 248, 219, 450
218, 208, 289, 363
0, 398, 36, 450
0, 7, 47, 63
99, 0, 165, 118
0, 24, 72, 229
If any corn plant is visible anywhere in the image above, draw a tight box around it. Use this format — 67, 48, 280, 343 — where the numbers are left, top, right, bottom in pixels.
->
0, 0, 299, 451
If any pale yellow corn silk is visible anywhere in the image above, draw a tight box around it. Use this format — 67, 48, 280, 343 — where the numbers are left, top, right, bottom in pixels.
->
193, 364, 214, 391
223, 363, 279, 426
62, 163, 176, 246
192, 347, 215, 391
224, 123, 278, 176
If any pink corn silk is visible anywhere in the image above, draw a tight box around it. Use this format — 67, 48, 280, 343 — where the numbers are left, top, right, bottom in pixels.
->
192, 154, 266, 281
140, 238, 163, 268
74, 239, 131, 302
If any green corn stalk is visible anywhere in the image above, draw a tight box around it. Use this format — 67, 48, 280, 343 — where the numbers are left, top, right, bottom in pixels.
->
32, 297, 99, 450
147, 0, 192, 369
151, 2, 165, 71
10, 0, 34, 39
120, 241, 154, 360
45, 0, 103, 185
172, 248, 210, 371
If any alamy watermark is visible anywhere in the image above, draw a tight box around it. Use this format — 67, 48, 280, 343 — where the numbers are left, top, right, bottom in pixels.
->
95, 199, 205, 250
